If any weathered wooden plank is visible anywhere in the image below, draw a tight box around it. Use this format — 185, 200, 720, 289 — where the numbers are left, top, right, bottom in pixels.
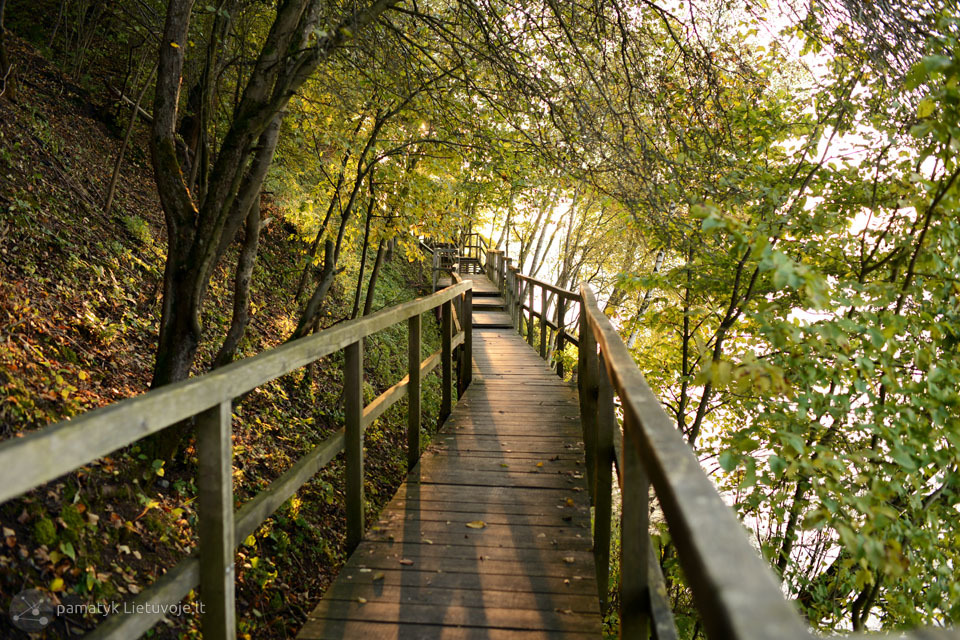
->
197, 401, 236, 640
320, 583, 599, 613
305, 600, 598, 632
85, 556, 199, 640
412, 471, 584, 490
407, 314, 421, 471
343, 552, 593, 579
299, 620, 598, 640
344, 340, 364, 554
365, 524, 592, 550
357, 540, 594, 562
441, 299, 453, 419
383, 498, 588, 518
415, 457, 582, 475
333, 565, 598, 595
594, 354, 615, 614
540, 286, 548, 358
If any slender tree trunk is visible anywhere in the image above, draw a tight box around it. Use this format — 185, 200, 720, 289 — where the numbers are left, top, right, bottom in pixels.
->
352, 194, 376, 319
0, 0, 14, 101
293, 240, 340, 338
105, 63, 157, 216
213, 194, 261, 367
362, 240, 387, 315
625, 247, 666, 348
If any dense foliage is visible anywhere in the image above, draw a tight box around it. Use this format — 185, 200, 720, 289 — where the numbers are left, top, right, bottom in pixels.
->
1, 0, 958, 636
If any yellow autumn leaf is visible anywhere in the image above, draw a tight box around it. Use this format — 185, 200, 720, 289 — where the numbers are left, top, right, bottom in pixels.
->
170, 42, 180, 48
465, 520, 486, 529
50, 577, 65, 592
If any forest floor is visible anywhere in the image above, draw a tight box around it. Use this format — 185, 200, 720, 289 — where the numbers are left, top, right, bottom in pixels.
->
0, 36, 445, 639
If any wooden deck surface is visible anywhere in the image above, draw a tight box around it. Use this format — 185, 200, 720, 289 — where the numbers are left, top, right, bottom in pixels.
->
299, 277, 600, 639
436, 273, 502, 295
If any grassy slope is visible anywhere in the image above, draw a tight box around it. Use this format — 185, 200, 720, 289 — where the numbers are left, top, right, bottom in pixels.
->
0, 36, 445, 639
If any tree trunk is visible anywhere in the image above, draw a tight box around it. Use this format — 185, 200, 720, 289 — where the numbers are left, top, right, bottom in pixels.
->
147, 0, 398, 461
0, 0, 15, 102
105, 63, 157, 216
352, 194, 376, 319
363, 240, 387, 316
213, 194, 261, 368
292, 240, 340, 339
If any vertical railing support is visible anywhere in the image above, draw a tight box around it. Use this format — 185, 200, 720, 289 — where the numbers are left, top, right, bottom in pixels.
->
527, 282, 535, 346
620, 407, 650, 638
198, 401, 236, 640
407, 315, 421, 471
578, 312, 598, 505
556, 298, 566, 378
344, 340, 364, 554
499, 253, 506, 292
517, 279, 525, 333
441, 299, 452, 421
463, 290, 473, 389
540, 286, 548, 359
595, 353, 615, 614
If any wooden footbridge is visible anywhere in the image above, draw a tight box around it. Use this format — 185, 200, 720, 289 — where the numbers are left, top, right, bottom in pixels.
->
1, 237, 956, 640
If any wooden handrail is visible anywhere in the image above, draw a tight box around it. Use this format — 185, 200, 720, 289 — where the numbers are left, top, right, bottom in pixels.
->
578, 284, 811, 640
514, 271, 579, 301
0, 280, 473, 640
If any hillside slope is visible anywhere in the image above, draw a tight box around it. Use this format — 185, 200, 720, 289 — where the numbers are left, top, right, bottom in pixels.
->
0, 36, 445, 639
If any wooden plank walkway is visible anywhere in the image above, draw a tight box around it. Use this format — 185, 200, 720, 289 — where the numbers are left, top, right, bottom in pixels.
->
299, 278, 601, 639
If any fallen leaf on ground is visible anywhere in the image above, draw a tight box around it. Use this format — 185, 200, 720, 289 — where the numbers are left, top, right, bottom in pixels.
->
465, 520, 486, 529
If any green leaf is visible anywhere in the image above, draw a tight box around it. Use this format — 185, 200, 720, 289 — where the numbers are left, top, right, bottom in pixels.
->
768, 455, 787, 477
719, 451, 738, 472
59, 541, 76, 561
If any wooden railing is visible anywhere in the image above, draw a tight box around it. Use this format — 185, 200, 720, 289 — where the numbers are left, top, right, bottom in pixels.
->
476, 245, 580, 378
0, 281, 473, 640
576, 286, 812, 639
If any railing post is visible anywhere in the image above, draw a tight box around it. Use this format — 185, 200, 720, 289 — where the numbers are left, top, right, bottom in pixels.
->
407, 315, 421, 471
515, 273, 522, 330
527, 282, 535, 346
198, 400, 236, 640
441, 299, 452, 421
344, 340, 364, 553
517, 278, 524, 333
578, 309, 598, 505
463, 290, 473, 389
556, 298, 566, 378
540, 286, 548, 359
595, 353, 615, 614
620, 407, 650, 638
499, 254, 506, 293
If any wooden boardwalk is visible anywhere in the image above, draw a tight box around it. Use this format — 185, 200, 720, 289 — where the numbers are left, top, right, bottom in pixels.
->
299, 277, 601, 639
